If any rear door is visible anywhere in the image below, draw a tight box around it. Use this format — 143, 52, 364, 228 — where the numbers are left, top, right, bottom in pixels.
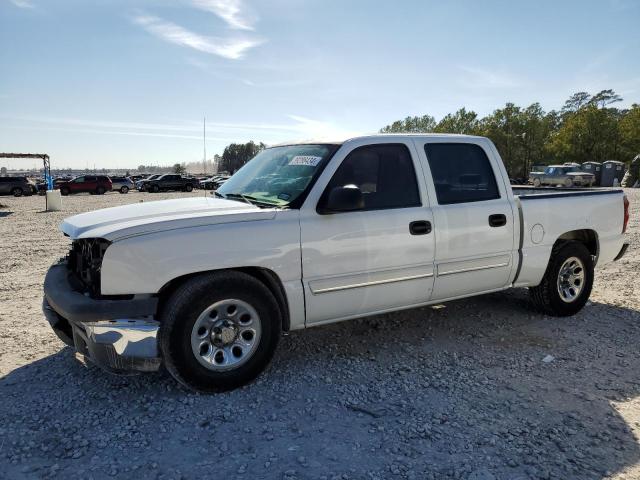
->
415, 139, 517, 300
300, 139, 436, 325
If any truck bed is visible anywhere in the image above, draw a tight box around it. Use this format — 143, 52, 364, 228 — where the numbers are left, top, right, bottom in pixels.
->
512, 185, 624, 199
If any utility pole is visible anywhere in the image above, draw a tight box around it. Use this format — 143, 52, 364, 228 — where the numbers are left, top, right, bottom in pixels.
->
203, 116, 207, 175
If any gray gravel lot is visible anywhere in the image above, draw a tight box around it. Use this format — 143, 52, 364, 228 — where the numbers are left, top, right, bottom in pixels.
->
0, 189, 639, 480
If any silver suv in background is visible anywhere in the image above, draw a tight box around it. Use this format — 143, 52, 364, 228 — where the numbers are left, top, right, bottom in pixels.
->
110, 177, 135, 194
529, 165, 595, 187
0, 176, 35, 197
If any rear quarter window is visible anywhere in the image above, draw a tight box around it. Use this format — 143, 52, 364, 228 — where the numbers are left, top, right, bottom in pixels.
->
424, 143, 500, 205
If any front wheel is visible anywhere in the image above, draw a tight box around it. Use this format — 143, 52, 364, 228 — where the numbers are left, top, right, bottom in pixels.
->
12, 187, 23, 197
533, 178, 541, 187
120, 186, 129, 194
564, 177, 574, 188
60, 187, 70, 196
529, 242, 594, 316
151, 184, 160, 193
185, 184, 193, 192
159, 271, 281, 392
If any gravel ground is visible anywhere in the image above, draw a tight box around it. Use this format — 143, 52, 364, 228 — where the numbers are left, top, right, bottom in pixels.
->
0, 189, 639, 480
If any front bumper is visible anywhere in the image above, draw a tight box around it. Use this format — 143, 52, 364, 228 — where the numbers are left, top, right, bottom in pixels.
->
43, 263, 161, 373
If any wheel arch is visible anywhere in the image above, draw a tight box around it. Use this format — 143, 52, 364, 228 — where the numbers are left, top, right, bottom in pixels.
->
553, 229, 599, 261
157, 267, 291, 332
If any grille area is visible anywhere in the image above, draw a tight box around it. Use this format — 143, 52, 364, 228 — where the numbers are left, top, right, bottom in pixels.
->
67, 239, 111, 297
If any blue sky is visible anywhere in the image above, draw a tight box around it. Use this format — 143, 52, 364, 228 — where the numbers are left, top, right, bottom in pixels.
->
1, 0, 639, 169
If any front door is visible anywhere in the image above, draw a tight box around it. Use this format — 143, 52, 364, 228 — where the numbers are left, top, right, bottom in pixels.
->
415, 140, 516, 300
300, 140, 436, 325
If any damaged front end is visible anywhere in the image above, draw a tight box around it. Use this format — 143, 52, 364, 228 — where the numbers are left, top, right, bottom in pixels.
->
42, 239, 161, 374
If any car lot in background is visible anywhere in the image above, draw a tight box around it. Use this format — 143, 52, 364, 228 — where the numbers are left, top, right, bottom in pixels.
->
109, 176, 134, 194
144, 174, 195, 192
136, 174, 162, 191
529, 165, 596, 187
57, 175, 112, 195
0, 176, 35, 196
199, 174, 230, 190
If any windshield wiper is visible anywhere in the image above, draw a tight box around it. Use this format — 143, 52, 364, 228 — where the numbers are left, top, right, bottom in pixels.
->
223, 193, 283, 209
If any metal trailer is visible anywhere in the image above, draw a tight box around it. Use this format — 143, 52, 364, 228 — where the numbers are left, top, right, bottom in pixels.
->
601, 160, 626, 187
582, 161, 603, 186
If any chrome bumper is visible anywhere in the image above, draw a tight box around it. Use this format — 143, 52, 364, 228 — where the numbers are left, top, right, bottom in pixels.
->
44, 297, 161, 373
43, 262, 161, 374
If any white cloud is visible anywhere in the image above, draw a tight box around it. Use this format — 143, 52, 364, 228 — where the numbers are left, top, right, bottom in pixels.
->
457, 66, 522, 89
9, 0, 34, 8
190, 0, 256, 30
133, 14, 262, 60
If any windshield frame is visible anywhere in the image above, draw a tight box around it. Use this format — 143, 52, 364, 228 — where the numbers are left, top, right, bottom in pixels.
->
218, 143, 342, 209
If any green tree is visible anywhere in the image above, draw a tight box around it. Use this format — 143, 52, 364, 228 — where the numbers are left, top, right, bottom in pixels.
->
220, 141, 266, 174
434, 108, 479, 134
380, 115, 436, 133
173, 163, 186, 174
619, 104, 640, 160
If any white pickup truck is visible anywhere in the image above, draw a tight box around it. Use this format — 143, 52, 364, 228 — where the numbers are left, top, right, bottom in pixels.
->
43, 135, 630, 392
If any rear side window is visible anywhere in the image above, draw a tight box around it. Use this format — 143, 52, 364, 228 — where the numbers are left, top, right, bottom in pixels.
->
424, 143, 500, 204
323, 143, 421, 210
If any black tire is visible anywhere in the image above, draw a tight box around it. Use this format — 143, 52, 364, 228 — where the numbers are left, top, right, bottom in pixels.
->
159, 271, 281, 392
151, 184, 160, 193
120, 186, 129, 194
529, 242, 594, 316
60, 187, 70, 196
12, 187, 23, 197
185, 184, 193, 192
96, 186, 105, 195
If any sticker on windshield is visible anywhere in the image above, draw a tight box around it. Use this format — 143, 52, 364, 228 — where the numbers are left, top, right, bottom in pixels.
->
288, 155, 322, 167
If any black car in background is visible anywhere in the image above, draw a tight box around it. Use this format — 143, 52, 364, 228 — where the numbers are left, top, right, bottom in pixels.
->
145, 174, 196, 193
0, 176, 35, 196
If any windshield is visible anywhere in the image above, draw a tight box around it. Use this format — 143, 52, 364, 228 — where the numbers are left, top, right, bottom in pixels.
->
217, 144, 338, 207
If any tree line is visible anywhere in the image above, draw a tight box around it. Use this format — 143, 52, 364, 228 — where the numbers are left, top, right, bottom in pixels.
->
380, 89, 640, 177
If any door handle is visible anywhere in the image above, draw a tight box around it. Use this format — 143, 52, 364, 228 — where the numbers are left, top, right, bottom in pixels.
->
488, 214, 507, 227
409, 220, 432, 235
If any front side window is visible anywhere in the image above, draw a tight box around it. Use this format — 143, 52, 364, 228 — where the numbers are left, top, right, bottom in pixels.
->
424, 143, 500, 204
74, 177, 85, 183
322, 144, 421, 211
218, 144, 339, 207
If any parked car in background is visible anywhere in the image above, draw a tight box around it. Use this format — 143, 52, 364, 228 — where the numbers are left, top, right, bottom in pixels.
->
0, 176, 35, 196
43, 134, 629, 392
136, 174, 161, 191
110, 176, 135, 194
145, 174, 196, 193
529, 165, 595, 187
199, 174, 230, 190
57, 175, 112, 195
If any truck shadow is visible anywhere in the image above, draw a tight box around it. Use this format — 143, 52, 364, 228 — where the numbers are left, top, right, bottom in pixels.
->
1, 291, 639, 479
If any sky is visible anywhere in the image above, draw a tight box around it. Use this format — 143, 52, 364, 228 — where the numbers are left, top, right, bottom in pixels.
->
1, 0, 639, 169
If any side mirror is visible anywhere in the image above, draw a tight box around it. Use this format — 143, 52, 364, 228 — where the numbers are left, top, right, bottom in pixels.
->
319, 185, 364, 214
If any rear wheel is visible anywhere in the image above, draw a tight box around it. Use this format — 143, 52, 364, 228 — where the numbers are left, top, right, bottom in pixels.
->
185, 184, 193, 192
564, 177, 574, 188
96, 186, 105, 195
120, 186, 129, 194
530, 242, 593, 316
151, 184, 160, 193
160, 271, 281, 392
60, 187, 70, 196
11, 187, 23, 197
533, 178, 541, 187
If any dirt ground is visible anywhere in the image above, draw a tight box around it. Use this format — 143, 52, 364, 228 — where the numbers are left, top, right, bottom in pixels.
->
0, 189, 639, 480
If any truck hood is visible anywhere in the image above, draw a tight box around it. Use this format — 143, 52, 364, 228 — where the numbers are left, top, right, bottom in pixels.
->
60, 196, 276, 241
